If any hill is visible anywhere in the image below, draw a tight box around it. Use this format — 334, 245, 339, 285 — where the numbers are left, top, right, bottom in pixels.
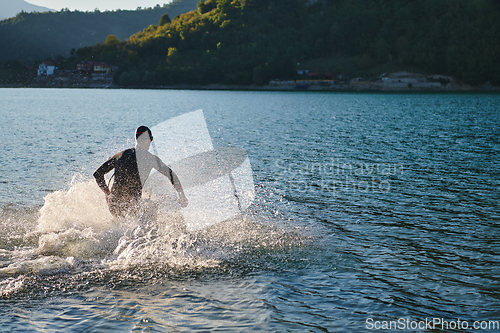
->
2, 0, 500, 87
0, 0, 54, 20
0, 0, 199, 62
72, 0, 500, 87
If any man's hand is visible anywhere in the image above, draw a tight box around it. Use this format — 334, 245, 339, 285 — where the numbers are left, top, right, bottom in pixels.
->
178, 192, 188, 208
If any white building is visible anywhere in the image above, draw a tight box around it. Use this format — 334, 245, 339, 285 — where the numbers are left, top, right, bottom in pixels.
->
37, 61, 56, 76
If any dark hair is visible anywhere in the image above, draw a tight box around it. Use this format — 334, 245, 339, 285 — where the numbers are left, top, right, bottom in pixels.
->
135, 126, 153, 140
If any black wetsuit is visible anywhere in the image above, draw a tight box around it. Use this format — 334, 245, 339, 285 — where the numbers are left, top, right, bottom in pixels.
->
94, 147, 178, 217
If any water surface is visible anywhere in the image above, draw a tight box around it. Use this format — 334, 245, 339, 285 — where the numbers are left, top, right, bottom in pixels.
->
0, 88, 499, 332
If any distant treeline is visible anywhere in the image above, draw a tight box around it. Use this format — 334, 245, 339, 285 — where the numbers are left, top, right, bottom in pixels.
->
3, 0, 500, 86
0, 0, 199, 63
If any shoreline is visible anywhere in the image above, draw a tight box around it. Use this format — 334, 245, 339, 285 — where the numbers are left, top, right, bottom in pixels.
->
2, 81, 499, 92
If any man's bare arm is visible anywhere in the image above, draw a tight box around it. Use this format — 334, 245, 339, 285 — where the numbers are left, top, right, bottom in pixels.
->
155, 157, 188, 207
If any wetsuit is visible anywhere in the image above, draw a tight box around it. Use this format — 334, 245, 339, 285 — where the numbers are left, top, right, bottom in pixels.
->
93, 147, 179, 217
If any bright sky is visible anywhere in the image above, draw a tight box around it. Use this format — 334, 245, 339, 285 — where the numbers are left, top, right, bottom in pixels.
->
26, 0, 173, 12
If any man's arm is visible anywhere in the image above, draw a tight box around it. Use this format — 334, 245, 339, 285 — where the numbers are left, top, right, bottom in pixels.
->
93, 157, 116, 196
155, 156, 188, 207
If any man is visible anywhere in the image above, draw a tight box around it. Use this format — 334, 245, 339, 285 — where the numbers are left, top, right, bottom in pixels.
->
94, 126, 188, 217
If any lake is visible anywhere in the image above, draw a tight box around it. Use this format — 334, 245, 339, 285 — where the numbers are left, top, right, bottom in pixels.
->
0, 88, 499, 332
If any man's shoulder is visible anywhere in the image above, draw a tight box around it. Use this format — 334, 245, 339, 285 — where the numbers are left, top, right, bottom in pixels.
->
113, 148, 135, 159
136, 147, 166, 166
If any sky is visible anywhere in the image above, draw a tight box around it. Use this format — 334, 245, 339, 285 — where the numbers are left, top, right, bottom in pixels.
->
26, 0, 173, 12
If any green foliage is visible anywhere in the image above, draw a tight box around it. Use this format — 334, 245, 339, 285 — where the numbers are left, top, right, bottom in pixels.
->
105, 35, 120, 48
159, 13, 171, 25
197, 0, 217, 14
4, 0, 500, 86
0, 60, 32, 84
0, 0, 199, 63
118, 72, 132, 86
99, 0, 499, 86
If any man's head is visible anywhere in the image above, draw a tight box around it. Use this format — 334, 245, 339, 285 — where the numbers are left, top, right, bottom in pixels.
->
135, 126, 153, 149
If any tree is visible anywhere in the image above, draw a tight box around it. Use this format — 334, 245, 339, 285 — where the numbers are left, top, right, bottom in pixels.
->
198, 0, 216, 14
105, 35, 120, 48
252, 65, 263, 85
159, 13, 171, 26
143, 70, 154, 84
119, 72, 131, 86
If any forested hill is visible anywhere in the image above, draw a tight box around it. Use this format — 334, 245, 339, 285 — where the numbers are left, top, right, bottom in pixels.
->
74, 0, 500, 86
0, 0, 199, 62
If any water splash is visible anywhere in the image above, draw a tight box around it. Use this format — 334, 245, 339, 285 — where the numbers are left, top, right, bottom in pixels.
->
0, 276, 24, 297
0, 177, 304, 300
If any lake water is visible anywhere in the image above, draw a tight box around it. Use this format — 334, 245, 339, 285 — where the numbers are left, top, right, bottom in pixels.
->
0, 88, 499, 332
